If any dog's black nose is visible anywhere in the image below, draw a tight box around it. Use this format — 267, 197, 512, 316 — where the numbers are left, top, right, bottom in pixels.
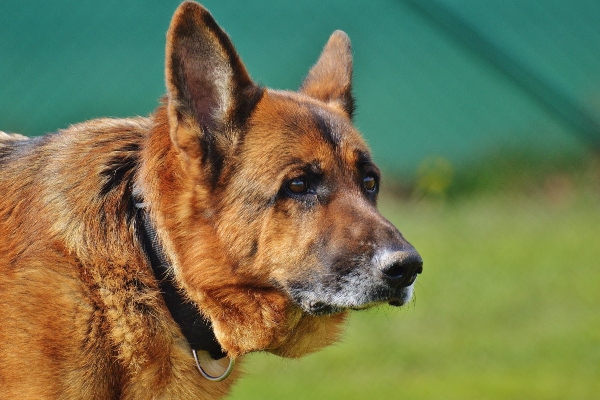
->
380, 251, 423, 287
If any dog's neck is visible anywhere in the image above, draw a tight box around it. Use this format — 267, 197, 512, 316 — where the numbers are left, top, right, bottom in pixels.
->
134, 199, 226, 361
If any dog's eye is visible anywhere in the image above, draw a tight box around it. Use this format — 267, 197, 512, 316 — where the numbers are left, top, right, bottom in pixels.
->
287, 177, 309, 194
363, 175, 378, 192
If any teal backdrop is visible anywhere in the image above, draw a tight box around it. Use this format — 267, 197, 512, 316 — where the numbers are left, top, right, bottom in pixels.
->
1, 0, 599, 176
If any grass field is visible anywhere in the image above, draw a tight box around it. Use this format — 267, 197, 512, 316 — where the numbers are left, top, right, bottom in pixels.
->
228, 167, 600, 399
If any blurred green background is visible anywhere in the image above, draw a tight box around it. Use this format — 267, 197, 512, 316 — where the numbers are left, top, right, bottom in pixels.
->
1, 1, 599, 399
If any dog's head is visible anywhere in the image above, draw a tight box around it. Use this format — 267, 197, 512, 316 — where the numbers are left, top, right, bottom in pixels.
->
146, 2, 422, 358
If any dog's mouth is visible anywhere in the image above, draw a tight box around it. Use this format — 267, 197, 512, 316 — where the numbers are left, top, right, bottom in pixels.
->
304, 302, 345, 316
291, 285, 415, 316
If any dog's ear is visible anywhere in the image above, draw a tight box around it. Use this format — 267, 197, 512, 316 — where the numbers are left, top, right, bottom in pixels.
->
300, 30, 354, 118
165, 2, 262, 159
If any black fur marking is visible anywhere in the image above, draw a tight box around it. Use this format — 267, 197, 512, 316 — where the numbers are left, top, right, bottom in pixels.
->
232, 86, 265, 129
208, 87, 264, 188
199, 130, 224, 189
310, 107, 340, 149
342, 89, 356, 120
99, 143, 140, 198
354, 149, 374, 167
248, 239, 258, 258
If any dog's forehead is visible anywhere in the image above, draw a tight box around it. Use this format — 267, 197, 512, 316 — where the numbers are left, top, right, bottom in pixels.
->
246, 90, 370, 163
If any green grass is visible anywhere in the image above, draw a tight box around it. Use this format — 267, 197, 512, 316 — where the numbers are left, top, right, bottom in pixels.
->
228, 183, 600, 399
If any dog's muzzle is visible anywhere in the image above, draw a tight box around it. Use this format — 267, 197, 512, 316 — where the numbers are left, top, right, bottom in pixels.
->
286, 246, 423, 315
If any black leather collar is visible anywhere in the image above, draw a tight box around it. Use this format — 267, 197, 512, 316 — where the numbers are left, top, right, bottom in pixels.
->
134, 200, 226, 360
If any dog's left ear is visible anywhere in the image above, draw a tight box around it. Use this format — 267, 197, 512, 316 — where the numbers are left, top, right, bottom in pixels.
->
165, 2, 261, 158
300, 30, 354, 118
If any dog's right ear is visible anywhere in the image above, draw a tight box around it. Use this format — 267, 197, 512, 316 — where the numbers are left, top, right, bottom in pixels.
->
165, 2, 261, 159
300, 30, 354, 118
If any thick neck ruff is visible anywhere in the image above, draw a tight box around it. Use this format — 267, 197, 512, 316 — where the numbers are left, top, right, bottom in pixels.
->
134, 200, 227, 361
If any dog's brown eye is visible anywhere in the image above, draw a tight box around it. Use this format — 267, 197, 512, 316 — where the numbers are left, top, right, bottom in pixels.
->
363, 175, 377, 192
288, 177, 309, 194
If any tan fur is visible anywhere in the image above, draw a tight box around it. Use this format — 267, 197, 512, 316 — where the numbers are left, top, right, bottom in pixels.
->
0, 2, 421, 399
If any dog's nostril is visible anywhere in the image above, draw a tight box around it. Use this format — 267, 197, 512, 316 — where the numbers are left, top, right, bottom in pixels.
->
382, 262, 406, 280
381, 254, 423, 287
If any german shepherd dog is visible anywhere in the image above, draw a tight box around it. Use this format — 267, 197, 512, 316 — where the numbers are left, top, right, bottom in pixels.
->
0, 2, 422, 398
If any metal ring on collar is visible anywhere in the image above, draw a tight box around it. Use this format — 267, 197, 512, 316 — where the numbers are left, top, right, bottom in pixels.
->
192, 349, 235, 382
